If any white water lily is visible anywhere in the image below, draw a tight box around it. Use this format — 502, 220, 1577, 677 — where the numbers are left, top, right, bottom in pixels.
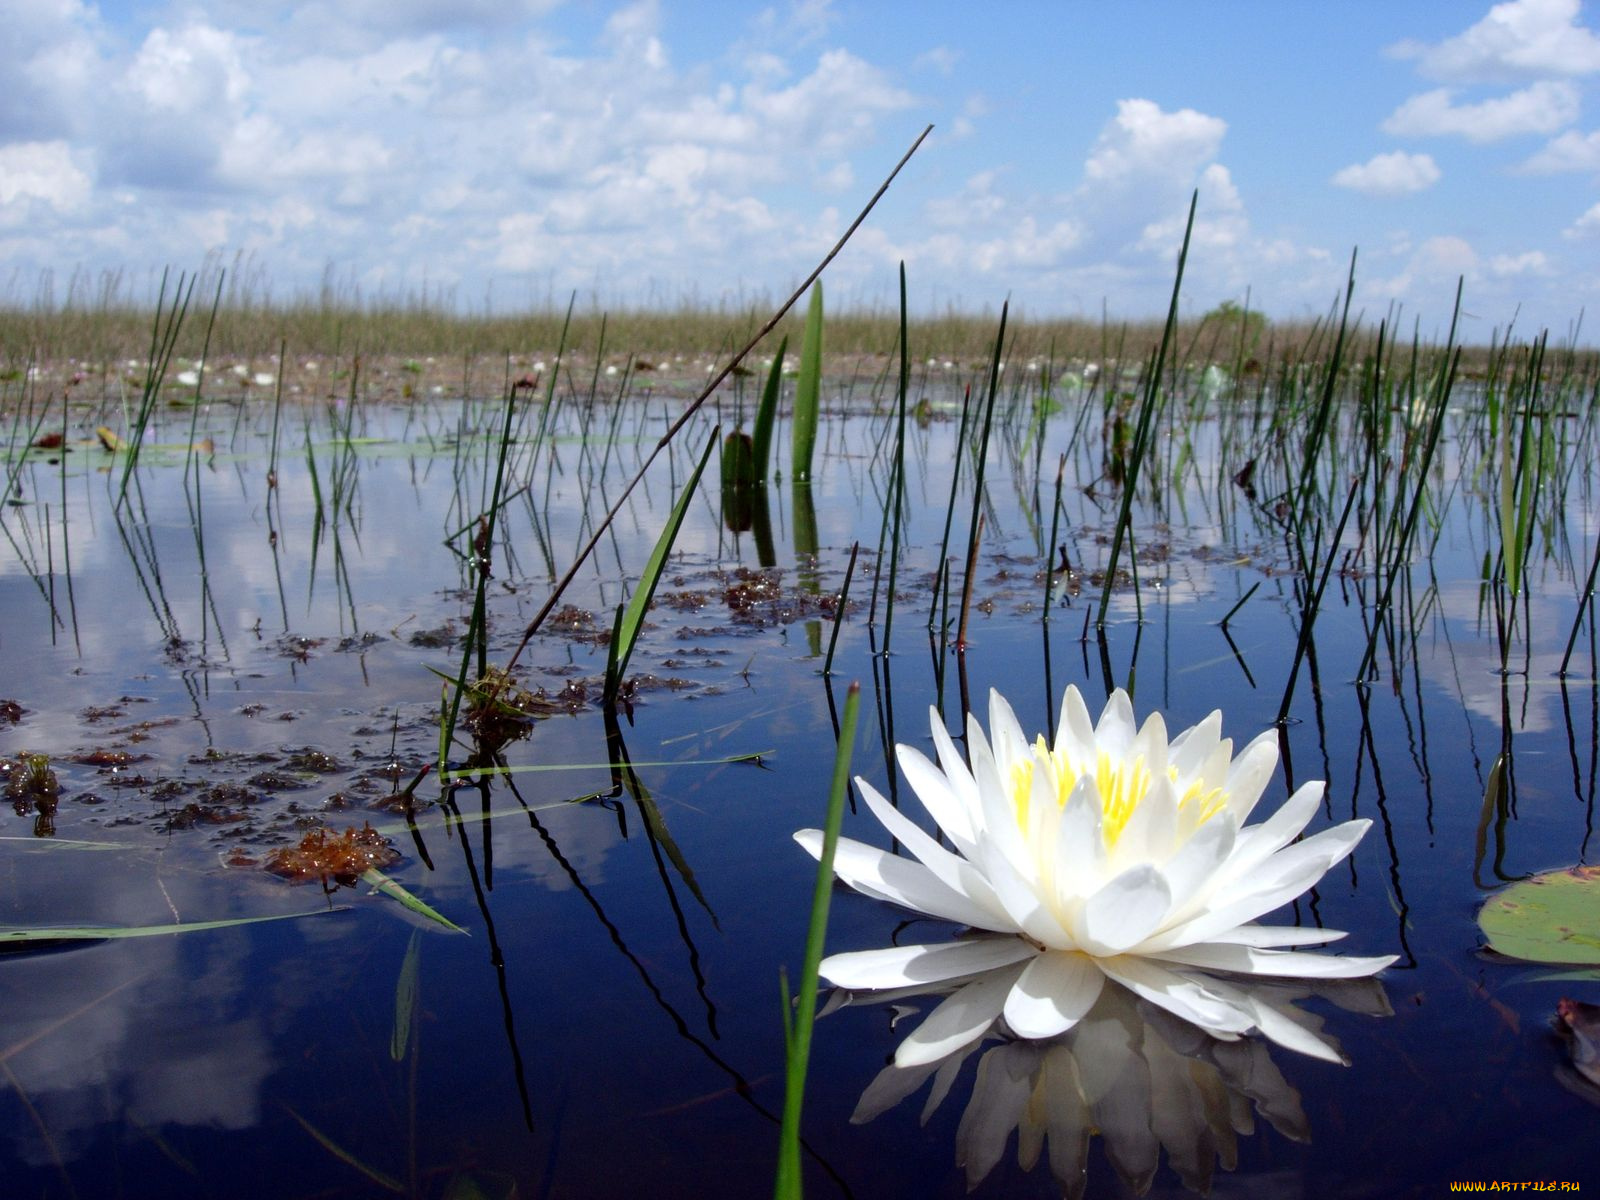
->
796, 686, 1396, 1066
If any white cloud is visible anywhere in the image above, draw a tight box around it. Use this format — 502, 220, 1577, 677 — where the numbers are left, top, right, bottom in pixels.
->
1519, 127, 1600, 171
1564, 201, 1600, 237
1084, 99, 1227, 184
1388, 0, 1600, 83
1381, 80, 1579, 141
1331, 151, 1441, 195
1489, 249, 1552, 275
1373, 235, 1482, 303
0, 140, 91, 210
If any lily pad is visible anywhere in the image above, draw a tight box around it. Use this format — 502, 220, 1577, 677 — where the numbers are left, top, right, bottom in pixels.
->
1479, 865, 1600, 964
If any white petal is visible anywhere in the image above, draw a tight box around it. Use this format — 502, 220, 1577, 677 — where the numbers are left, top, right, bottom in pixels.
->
1096, 956, 1254, 1037
896, 745, 977, 854
1133, 710, 1170, 779
1055, 776, 1107, 893
1081, 866, 1172, 954
1175, 819, 1372, 944
1201, 923, 1349, 948
1096, 690, 1136, 758
1056, 686, 1096, 760
1215, 782, 1326, 885
929, 709, 979, 812
1238, 991, 1348, 1063
1158, 814, 1235, 914
795, 830, 1012, 932
857, 780, 1003, 915
987, 689, 1031, 769
1147, 943, 1398, 978
820, 937, 1037, 989
1221, 735, 1279, 823
1168, 710, 1223, 776
1002, 952, 1105, 1039
896, 964, 1021, 1067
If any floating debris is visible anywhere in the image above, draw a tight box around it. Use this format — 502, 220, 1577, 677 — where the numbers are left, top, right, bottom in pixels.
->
263, 823, 402, 886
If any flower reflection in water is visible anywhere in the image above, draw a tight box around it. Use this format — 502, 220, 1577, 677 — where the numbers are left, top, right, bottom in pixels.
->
836, 968, 1391, 1197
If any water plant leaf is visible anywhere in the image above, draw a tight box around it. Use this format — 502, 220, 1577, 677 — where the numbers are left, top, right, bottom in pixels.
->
361, 867, 468, 934
0, 907, 348, 952
791, 283, 822, 484
1479, 865, 1600, 964
751, 334, 787, 483
775, 681, 859, 1199
604, 428, 718, 706
721, 429, 756, 491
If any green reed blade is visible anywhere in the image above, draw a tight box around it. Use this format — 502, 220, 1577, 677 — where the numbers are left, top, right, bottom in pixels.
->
0, 907, 347, 951
605, 428, 718, 706
823, 542, 860, 677
928, 383, 973, 631
361, 868, 468, 934
878, 264, 911, 655
1097, 192, 1197, 629
752, 335, 788, 483
957, 306, 1009, 645
791, 283, 823, 484
775, 681, 858, 1200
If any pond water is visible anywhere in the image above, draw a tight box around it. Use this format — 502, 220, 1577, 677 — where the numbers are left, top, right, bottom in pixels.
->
1, 359, 1598, 1198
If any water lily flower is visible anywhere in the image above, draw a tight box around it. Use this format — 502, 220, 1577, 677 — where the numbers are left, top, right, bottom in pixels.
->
795, 687, 1396, 1066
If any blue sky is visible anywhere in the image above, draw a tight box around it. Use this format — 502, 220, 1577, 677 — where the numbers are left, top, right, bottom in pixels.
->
5, 0, 1600, 341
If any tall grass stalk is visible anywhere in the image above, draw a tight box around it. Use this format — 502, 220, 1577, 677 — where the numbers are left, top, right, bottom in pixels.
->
751, 336, 787, 483
1096, 192, 1197, 629
1277, 477, 1361, 725
116, 269, 195, 509
927, 384, 974, 631
774, 681, 858, 1200
871, 265, 911, 655
1560, 528, 1600, 678
955, 305, 1009, 647
822, 542, 859, 678
1041, 453, 1067, 621
1357, 282, 1462, 683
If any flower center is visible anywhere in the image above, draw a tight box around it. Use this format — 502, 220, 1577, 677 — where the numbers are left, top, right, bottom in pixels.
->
1010, 734, 1228, 847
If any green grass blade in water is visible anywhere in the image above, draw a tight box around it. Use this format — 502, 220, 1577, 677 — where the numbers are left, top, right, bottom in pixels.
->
0, 907, 348, 952
791, 284, 823, 484
752, 334, 788, 483
605, 428, 719, 706
775, 681, 859, 1199
362, 868, 468, 934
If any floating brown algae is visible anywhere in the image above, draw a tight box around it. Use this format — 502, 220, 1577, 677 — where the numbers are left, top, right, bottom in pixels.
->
263, 823, 401, 886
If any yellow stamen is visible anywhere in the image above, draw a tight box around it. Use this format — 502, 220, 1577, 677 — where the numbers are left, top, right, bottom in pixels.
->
1005, 733, 1227, 848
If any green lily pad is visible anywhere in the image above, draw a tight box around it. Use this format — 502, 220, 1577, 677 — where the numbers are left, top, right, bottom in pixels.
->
1479, 865, 1600, 964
